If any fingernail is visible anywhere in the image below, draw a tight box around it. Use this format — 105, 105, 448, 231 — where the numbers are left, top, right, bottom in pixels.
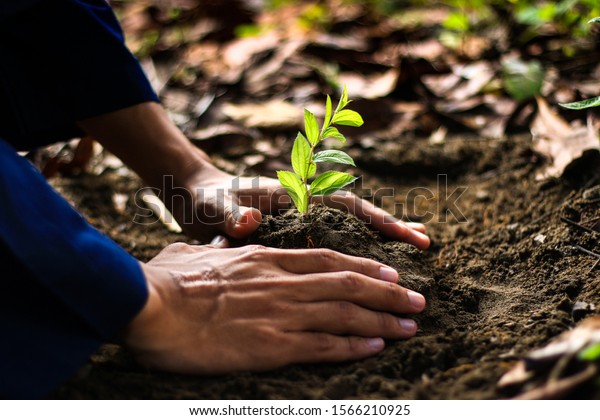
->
379, 267, 398, 282
399, 318, 417, 334
366, 338, 385, 350
210, 235, 226, 245
407, 291, 426, 310
414, 230, 429, 242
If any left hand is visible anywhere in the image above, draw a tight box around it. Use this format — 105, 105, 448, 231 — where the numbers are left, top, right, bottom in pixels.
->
76, 102, 429, 249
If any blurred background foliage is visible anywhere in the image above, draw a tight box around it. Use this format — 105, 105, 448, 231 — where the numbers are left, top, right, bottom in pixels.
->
107, 0, 599, 146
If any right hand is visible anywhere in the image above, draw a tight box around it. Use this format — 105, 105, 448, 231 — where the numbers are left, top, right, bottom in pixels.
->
123, 239, 426, 374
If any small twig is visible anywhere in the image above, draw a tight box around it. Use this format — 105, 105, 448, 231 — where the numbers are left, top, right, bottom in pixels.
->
560, 217, 598, 235
514, 364, 598, 400
587, 259, 600, 276
529, 210, 557, 225
547, 354, 573, 383
572, 244, 600, 260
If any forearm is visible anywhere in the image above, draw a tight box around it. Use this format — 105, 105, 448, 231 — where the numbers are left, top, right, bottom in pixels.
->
0, 138, 148, 397
77, 102, 217, 190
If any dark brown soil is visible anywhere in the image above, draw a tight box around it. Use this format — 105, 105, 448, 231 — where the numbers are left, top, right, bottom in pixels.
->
49, 135, 600, 399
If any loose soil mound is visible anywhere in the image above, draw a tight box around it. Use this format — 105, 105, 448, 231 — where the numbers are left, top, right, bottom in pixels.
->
50, 136, 600, 399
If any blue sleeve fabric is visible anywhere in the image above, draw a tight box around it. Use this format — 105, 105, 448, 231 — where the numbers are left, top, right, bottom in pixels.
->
0, 1, 158, 397
0, 138, 149, 399
0, 0, 160, 150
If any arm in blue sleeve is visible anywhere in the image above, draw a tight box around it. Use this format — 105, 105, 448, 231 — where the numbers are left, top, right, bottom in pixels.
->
0, 0, 160, 149
0, 138, 148, 398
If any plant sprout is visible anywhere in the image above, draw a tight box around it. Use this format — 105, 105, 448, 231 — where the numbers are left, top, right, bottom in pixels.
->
559, 17, 600, 110
277, 86, 363, 214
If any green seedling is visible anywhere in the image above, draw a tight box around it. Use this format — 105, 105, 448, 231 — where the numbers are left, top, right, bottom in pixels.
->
277, 86, 363, 214
560, 17, 600, 110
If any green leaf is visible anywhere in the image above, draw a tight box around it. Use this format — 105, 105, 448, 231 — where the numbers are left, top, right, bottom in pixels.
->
313, 150, 355, 166
291, 133, 315, 179
332, 109, 364, 127
309, 171, 357, 196
502, 58, 545, 102
277, 171, 308, 213
322, 127, 347, 143
560, 96, 600, 110
443, 12, 470, 32
304, 109, 320, 145
578, 342, 600, 362
589, 17, 600, 24
335, 84, 350, 114
324, 95, 333, 129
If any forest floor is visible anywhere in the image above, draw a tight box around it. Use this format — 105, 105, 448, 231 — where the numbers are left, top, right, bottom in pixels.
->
40, 1, 600, 399
49, 134, 600, 399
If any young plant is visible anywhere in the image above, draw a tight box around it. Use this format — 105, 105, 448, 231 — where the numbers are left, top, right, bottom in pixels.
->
560, 17, 600, 110
277, 86, 363, 214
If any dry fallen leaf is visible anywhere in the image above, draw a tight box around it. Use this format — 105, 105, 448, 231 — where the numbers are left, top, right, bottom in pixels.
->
397, 38, 447, 62
245, 39, 306, 95
498, 316, 600, 399
41, 137, 98, 178
339, 69, 400, 100
422, 73, 462, 97
449, 62, 495, 101
531, 97, 600, 180
222, 100, 303, 129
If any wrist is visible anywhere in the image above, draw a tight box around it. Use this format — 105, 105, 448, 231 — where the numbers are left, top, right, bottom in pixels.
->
120, 263, 166, 355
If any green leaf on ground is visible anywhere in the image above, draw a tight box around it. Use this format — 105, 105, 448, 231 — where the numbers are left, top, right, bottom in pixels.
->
578, 342, 600, 362
443, 12, 470, 32
502, 57, 545, 102
277, 170, 308, 213
309, 170, 357, 196
559, 96, 600, 110
313, 150, 355, 166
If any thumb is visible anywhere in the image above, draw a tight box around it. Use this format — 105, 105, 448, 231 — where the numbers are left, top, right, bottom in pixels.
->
223, 203, 262, 239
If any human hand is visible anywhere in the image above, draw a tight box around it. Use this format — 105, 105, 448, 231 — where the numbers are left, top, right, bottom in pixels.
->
123, 240, 426, 374
76, 103, 428, 248
178, 168, 430, 249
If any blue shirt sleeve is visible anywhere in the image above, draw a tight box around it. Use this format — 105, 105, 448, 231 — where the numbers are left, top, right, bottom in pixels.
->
0, 0, 160, 150
0, 138, 148, 398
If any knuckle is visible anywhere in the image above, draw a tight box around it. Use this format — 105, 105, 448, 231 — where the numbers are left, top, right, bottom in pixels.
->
243, 244, 269, 259
335, 301, 358, 322
356, 257, 370, 275
339, 272, 363, 292
256, 325, 282, 343
344, 337, 360, 354
384, 281, 402, 302
166, 242, 192, 253
263, 301, 288, 319
316, 248, 338, 267
375, 311, 393, 333
314, 333, 336, 353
